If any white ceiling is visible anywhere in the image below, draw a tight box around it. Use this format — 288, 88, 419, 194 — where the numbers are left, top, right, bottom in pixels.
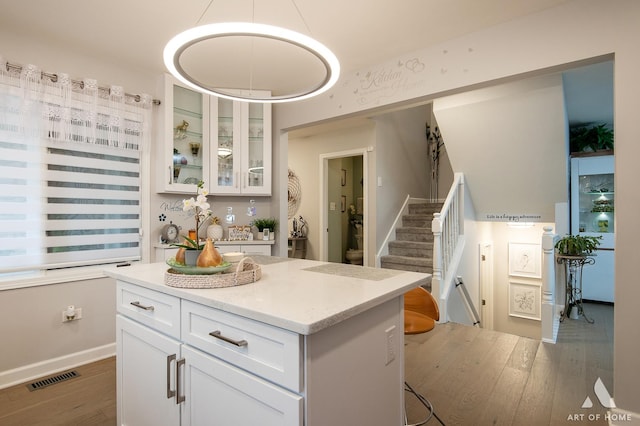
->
1, 0, 610, 128
0, 0, 572, 92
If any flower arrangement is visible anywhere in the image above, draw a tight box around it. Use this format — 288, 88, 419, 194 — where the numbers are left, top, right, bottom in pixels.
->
173, 180, 211, 250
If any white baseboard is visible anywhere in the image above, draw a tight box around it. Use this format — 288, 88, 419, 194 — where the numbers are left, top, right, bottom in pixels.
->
0, 343, 115, 390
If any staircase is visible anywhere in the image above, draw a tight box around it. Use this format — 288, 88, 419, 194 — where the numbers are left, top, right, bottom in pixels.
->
380, 202, 442, 289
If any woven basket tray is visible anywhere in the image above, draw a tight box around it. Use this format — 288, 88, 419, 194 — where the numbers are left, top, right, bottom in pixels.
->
165, 257, 261, 289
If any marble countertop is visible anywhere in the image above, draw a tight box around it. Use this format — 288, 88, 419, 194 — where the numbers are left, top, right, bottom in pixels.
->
105, 257, 431, 335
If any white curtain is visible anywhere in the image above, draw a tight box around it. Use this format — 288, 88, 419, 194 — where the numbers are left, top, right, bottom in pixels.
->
0, 56, 153, 273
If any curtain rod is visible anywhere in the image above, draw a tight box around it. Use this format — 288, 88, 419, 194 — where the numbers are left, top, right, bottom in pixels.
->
5, 62, 161, 105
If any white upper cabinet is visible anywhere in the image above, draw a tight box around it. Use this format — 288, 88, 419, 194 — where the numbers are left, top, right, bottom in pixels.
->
160, 75, 210, 193
210, 90, 272, 195
159, 74, 271, 195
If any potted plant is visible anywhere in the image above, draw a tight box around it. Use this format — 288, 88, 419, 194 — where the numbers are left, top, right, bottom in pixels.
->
555, 234, 602, 257
252, 217, 278, 240
569, 123, 614, 154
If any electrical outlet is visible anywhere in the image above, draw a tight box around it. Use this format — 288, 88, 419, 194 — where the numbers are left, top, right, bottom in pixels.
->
385, 326, 396, 365
61, 308, 83, 322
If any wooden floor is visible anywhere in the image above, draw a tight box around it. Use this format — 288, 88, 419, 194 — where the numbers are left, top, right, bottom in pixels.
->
405, 303, 614, 425
0, 303, 612, 426
0, 357, 116, 426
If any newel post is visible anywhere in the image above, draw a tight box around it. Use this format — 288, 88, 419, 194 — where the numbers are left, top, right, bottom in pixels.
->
541, 225, 558, 343
431, 212, 443, 319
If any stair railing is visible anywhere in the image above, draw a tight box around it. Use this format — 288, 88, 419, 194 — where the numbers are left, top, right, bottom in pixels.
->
375, 194, 412, 267
431, 173, 465, 320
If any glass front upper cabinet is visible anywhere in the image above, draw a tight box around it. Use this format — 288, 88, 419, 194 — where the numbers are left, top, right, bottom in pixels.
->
161, 76, 210, 193
210, 90, 271, 195
160, 75, 270, 195
577, 172, 614, 234
212, 97, 240, 191
571, 155, 615, 247
246, 102, 266, 190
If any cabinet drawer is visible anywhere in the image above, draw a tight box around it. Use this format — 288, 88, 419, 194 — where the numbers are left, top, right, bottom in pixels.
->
182, 300, 301, 392
117, 281, 181, 339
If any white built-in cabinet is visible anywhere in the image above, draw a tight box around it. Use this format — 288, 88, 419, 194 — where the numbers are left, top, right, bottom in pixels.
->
161, 76, 209, 193
160, 74, 271, 196
210, 90, 271, 195
116, 281, 302, 426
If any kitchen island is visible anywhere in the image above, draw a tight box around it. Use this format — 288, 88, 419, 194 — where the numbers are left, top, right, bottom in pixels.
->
106, 257, 431, 426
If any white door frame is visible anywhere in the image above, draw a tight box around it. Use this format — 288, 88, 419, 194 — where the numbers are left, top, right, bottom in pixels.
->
319, 148, 369, 265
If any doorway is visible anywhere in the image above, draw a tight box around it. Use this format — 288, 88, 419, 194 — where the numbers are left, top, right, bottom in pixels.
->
320, 149, 369, 265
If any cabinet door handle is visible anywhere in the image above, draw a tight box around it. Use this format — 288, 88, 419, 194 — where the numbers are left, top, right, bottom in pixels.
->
176, 358, 186, 404
168, 166, 172, 185
166, 354, 176, 399
209, 330, 248, 347
130, 301, 154, 311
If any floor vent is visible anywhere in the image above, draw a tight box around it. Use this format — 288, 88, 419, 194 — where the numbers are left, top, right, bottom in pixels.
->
26, 370, 80, 391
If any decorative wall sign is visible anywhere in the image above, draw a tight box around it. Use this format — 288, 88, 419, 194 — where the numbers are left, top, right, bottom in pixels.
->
508, 242, 541, 278
228, 225, 251, 241
482, 213, 543, 222
509, 281, 541, 321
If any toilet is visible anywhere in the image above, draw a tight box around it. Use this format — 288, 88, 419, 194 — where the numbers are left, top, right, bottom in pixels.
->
345, 247, 363, 265
345, 224, 363, 265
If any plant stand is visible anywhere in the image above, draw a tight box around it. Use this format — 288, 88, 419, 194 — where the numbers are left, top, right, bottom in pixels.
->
557, 255, 595, 323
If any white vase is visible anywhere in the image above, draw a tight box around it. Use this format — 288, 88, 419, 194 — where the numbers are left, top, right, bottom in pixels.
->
207, 224, 224, 241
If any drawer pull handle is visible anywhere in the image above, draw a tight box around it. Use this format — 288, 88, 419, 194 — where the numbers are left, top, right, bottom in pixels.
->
176, 358, 186, 404
166, 354, 176, 399
130, 301, 154, 311
209, 330, 248, 347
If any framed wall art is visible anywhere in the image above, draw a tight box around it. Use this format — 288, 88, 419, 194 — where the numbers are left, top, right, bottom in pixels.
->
508, 242, 541, 278
509, 281, 541, 320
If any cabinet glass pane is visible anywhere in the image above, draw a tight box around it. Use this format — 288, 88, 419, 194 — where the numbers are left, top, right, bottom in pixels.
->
172, 85, 203, 185
247, 103, 264, 188
216, 98, 235, 187
578, 173, 614, 234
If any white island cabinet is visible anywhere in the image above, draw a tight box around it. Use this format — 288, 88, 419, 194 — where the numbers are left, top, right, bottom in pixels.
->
107, 258, 430, 426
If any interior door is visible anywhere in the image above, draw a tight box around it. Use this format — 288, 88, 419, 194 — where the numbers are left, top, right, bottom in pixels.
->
327, 158, 342, 263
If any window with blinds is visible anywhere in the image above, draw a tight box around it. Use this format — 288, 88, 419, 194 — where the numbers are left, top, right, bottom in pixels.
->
0, 71, 149, 274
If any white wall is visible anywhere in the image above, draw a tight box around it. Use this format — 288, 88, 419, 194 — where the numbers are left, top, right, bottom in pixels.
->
0, 278, 116, 387
288, 122, 376, 261
372, 106, 431, 247
275, 0, 640, 416
433, 73, 568, 223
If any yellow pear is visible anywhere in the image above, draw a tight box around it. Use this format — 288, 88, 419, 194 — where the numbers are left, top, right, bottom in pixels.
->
197, 238, 223, 267
175, 247, 186, 265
